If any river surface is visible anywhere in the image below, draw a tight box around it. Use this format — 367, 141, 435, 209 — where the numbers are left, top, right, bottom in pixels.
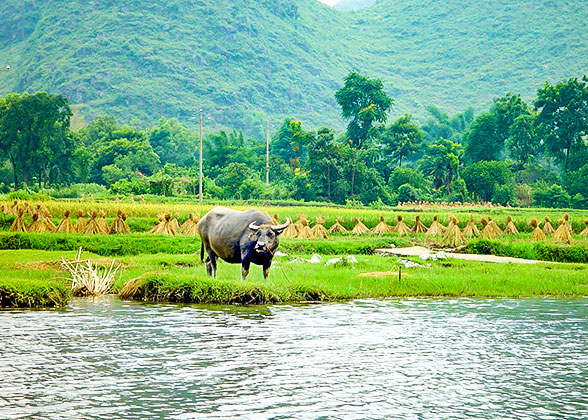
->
1, 297, 587, 419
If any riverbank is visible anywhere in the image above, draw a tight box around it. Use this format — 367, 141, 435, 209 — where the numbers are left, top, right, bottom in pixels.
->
1, 250, 587, 308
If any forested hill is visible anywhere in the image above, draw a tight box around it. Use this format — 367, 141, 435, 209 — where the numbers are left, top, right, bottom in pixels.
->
0, 0, 587, 136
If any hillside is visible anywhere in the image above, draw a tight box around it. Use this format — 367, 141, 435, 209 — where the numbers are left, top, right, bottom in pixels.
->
0, 0, 587, 136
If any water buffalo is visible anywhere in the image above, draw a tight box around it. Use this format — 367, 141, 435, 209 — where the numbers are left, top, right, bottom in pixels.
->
197, 207, 290, 281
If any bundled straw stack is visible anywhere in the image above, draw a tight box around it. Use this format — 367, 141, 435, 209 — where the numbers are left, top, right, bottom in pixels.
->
580, 220, 588, 237
296, 218, 313, 239
426, 216, 445, 236
329, 217, 348, 234
463, 215, 479, 238
310, 217, 329, 239
480, 218, 496, 240
271, 214, 279, 224
148, 213, 177, 235
564, 214, 573, 235
530, 218, 546, 241
97, 210, 109, 233
351, 217, 369, 235
110, 210, 131, 234
394, 215, 411, 236
170, 213, 181, 232
371, 215, 393, 234
281, 220, 299, 238
28, 214, 48, 233
180, 214, 200, 236
34, 204, 56, 232
293, 215, 308, 233
10, 207, 27, 232
9, 200, 19, 215
543, 216, 555, 235
553, 219, 573, 244
56, 210, 75, 233
74, 210, 87, 233
444, 216, 465, 246
411, 215, 428, 233
84, 211, 108, 234
488, 217, 503, 236
504, 216, 519, 235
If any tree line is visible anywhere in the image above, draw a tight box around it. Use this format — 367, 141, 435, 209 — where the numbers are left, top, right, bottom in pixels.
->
0, 73, 587, 209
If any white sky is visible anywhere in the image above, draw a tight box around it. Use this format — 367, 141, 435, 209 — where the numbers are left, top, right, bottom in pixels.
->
317, 0, 338, 6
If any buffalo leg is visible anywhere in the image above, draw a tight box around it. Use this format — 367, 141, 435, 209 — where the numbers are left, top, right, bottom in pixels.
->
263, 261, 272, 279
204, 247, 218, 278
210, 254, 218, 278
241, 260, 250, 281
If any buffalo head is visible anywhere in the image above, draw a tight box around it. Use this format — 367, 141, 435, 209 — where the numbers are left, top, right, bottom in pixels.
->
248, 218, 290, 254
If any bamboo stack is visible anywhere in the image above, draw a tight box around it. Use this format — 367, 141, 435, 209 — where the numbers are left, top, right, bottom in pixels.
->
553, 219, 573, 244
351, 217, 369, 235
463, 215, 480, 238
329, 217, 348, 233
310, 217, 329, 239
504, 216, 519, 235
411, 215, 428, 233
480, 218, 496, 240
56, 210, 76, 233
394, 215, 411, 236
543, 216, 555, 235
426, 216, 445, 236
371, 215, 393, 234
74, 210, 87, 233
9, 207, 27, 232
530, 218, 546, 241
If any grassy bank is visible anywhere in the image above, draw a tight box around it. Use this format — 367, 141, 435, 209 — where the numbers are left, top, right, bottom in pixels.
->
2, 250, 587, 308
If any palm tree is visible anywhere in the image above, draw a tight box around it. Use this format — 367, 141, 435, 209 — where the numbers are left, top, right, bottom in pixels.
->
420, 139, 464, 193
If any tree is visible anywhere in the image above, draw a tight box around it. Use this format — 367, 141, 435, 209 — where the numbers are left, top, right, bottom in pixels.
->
462, 161, 514, 202
535, 75, 588, 172
492, 93, 532, 143
381, 114, 423, 168
271, 119, 314, 169
420, 139, 463, 193
463, 113, 502, 163
306, 126, 343, 201
148, 118, 197, 167
0, 92, 72, 188
507, 114, 541, 164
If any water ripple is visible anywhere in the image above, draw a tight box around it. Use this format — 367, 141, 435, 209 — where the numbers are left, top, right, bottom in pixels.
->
1, 297, 588, 419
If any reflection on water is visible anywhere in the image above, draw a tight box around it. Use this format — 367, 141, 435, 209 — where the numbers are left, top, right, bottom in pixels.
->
1, 297, 587, 419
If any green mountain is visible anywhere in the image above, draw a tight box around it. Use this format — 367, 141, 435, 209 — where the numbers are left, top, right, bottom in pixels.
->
334, 0, 376, 11
1, 0, 586, 137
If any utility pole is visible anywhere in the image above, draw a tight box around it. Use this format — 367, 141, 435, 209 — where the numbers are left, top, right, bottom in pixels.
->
199, 108, 203, 203
266, 120, 270, 186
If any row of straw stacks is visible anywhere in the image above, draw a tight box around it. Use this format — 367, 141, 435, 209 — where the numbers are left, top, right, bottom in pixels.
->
148, 213, 200, 236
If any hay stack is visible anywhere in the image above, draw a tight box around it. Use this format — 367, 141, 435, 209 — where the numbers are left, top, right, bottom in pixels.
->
444, 215, 465, 246
271, 214, 279, 224
543, 216, 555, 235
170, 213, 181, 232
110, 210, 131, 234
293, 215, 308, 231
34, 204, 56, 232
530, 218, 546, 241
488, 217, 503, 236
56, 210, 76, 233
564, 214, 573, 234
351, 217, 369, 235
1, 203, 10, 214
9, 199, 19, 215
83, 211, 108, 234
148, 212, 177, 235
480, 218, 496, 240
463, 215, 480, 238
504, 216, 519, 235
580, 220, 588, 237
411, 215, 428, 233
371, 215, 393, 234
394, 215, 411, 236
281, 220, 299, 238
9, 207, 27, 232
310, 216, 329, 239
74, 210, 87, 233
329, 217, 348, 233
296, 218, 313, 239
181, 214, 200, 236
97, 210, 109, 233
553, 219, 573, 244
28, 214, 48, 233
426, 216, 445, 236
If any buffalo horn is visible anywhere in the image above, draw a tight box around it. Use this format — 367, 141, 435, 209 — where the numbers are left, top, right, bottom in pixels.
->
248, 222, 260, 231
271, 218, 291, 231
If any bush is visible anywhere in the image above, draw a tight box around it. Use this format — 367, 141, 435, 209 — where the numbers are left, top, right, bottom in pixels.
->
533, 184, 570, 208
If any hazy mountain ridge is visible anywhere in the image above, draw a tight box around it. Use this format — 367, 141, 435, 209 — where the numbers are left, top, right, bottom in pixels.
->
0, 0, 586, 136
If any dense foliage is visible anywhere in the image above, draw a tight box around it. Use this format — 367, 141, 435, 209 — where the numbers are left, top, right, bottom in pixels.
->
1, 73, 587, 209
0, 0, 587, 135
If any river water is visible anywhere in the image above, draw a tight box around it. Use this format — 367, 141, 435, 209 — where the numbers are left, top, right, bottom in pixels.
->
1, 297, 587, 419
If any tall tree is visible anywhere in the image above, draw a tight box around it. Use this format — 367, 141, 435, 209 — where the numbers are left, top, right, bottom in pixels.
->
420, 139, 464, 193
0, 92, 72, 188
507, 113, 541, 164
492, 93, 532, 143
335, 72, 393, 195
381, 114, 423, 168
148, 117, 197, 167
463, 113, 501, 163
535, 75, 588, 172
